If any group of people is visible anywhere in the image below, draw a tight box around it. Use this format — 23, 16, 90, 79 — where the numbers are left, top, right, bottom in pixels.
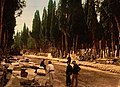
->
40, 59, 55, 87
40, 56, 80, 87
66, 56, 80, 87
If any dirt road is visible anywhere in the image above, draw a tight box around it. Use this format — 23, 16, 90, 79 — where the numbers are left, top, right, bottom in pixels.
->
27, 56, 120, 87
54, 63, 120, 87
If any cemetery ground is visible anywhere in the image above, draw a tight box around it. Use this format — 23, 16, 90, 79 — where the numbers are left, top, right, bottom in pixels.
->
28, 55, 120, 87
1, 55, 120, 87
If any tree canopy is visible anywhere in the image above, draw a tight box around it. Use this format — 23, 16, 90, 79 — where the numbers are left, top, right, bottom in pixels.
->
10, 0, 120, 57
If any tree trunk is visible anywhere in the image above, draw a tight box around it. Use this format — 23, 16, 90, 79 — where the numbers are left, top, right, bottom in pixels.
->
110, 22, 114, 57
92, 41, 96, 54
114, 16, 120, 57
64, 32, 68, 55
111, 32, 114, 57
1, 28, 8, 50
114, 16, 120, 34
72, 37, 75, 52
0, 0, 5, 48
99, 40, 101, 58
75, 34, 78, 53
61, 33, 64, 56
95, 39, 99, 55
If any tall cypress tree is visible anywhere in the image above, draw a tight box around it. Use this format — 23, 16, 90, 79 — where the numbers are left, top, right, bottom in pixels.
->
71, 0, 88, 51
14, 31, 22, 50
27, 32, 35, 49
21, 23, 29, 48
42, 7, 48, 41
58, 0, 69, 55
1, 0, 25, 50
47, 0, 54, 41
31, 10, 42, 51
57, 0, 88, 54
85, 0, 100, 54
42, 7, 48, 52
50, 1, 56, 42
100, 0, 119, 57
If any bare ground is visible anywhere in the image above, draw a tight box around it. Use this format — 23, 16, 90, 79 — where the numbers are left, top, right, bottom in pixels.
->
28, 57, 120, 87
10, 56, 120, 87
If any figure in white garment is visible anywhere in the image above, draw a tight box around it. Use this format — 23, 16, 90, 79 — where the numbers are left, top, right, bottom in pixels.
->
47, 61, 55, 87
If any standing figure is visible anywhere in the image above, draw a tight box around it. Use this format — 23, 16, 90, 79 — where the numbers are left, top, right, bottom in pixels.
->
71, 61, 81, 87
47, 61, 55, 87
66, 61, 72, 87
67, 54, 71, 64
40, 59, 46, 70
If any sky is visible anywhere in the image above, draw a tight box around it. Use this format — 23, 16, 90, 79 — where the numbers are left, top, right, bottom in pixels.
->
15, 0, 59, 33
15, 0, 85, 33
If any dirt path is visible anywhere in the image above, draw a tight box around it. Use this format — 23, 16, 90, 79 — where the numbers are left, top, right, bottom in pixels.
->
53, 63, 120, 87
16, 56, 120, 87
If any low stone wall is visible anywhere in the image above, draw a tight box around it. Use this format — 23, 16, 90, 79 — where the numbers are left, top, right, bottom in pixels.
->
79, 61, 120, 74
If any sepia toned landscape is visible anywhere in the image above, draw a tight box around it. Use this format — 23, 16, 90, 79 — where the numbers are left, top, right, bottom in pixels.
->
0, 0, 120, 87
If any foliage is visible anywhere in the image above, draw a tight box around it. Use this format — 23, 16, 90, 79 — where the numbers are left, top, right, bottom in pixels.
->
31, 10, 42, 50
21, 23, 29, 48
27, 34, 35, 49
13, 32, 22, 49
12, 0, 119, 58
100, 0, 119, 52
42, 7, 48, 42
1, 0, 26, 50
